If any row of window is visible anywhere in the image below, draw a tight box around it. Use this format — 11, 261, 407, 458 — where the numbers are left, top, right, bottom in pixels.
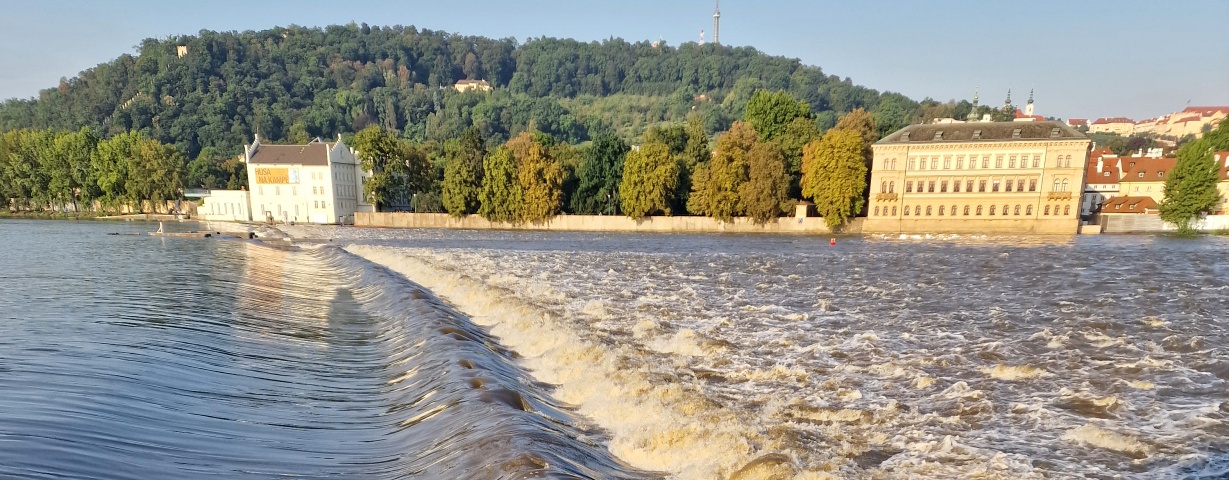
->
883, 153, 1077, 171
881, 178, 1073, 194
874, 204, 1073, 217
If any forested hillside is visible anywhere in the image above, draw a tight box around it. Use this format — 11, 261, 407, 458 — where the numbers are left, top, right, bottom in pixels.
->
0, 23, 951, 160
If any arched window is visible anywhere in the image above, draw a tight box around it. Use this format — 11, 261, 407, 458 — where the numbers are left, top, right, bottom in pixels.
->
1002, 204, 1009, 215
951, 205, 957, 216
1044, 205, 1051, 215
881, 181, 888, 193
891, 206, 897, 216
1026, 205, 1033, 215
1064, 205, 1071, 216
977, 205, 983, 215
1053, 179, 1061, 191
964, 205, 970, 216
926, 206, 933, 216
1061, 179, 1070, 192
1065, 155, 1073, 167
938, 205, 945, 216
915, 206, 922, 216
903, 206, 911, 216
1014, 205, 1021, 215
874, 206, 880, 216
889, 181, 895, 193
989, 205, 996, 215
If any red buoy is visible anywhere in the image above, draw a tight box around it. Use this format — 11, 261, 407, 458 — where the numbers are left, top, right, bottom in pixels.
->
829, 237, 836, 246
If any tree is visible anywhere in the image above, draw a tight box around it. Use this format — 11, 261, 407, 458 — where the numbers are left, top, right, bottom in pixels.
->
352, 125, 429, 211
740, 141, 791, 224
572, 132, 628, 214
801, 129, 868, 229
835, 108, 879, 146
477, 145, 521, 223
689, 121, 756, 221
1159, 118, 1229, 232
518, 140, 564, 223
442, 127, 485, 216
620, 143, 679, 219
744, 90, 810, 142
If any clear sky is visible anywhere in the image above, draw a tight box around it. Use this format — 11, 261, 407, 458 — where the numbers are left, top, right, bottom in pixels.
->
1, 0, 1226, 121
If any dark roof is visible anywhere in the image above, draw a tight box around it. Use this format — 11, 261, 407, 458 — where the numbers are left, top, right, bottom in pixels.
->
248, 142, 330, 166
875, 121, 1087, 145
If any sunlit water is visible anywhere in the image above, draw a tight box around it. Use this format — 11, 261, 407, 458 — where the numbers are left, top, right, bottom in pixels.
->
277, 225, 1229, 479
0, 219, 651, 479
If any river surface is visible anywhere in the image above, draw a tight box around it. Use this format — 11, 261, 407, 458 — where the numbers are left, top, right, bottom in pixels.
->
2, 219, 1227, 479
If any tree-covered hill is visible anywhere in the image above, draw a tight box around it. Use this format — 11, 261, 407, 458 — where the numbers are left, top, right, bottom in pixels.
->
0, 23, 944, 159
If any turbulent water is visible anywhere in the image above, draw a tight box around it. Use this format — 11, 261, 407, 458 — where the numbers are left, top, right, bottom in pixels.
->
276, 225, 1229, 480
0, 220, 652, 479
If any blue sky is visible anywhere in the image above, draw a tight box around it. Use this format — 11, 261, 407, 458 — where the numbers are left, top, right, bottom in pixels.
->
1, 0, 1226, 120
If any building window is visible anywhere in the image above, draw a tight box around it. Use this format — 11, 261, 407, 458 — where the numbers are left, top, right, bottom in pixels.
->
931, 158, 938, 169
941, 181, 948, 193
989, 205, 996, 215
904, 206, 910, 216
926, 206, 933, 216
1064, 205, 1071, 216
944, 157, 951, 169
967, 180, 974, 192
956, 156, 964, 169
1005, 179, 1013, 192
1018, 179, 1026, 191
950, 204, 956, 216
929, 181, 936, 193
1065, 155, 1073, 167
908, 158, 916, 170
979, 180, 987, 192
275, 186, 280, 195
1002, 204, 1009, 215
1009, 155, 1017, 168
995, 155, 1004, 168
906, 181, 914, 193
982, 156, 990, 168
938, 205, 945, 216
953, 180, 961, 193
881, 181, 888, 193
1062, 179, 1070, 192
1026, 205, 1033, 215
992, 180, 1000, 192
889, 181, 895, 193
1053, 179, 1061, 191
874, 206, 880, 216
915, 206, 922, 216
919, 159, 927, 170
1044, 205, 1051, 215
964, 205, 970, 215
1033, 155, 1041, 167
1014, 205, 1021, 215
891, 206, 897, 216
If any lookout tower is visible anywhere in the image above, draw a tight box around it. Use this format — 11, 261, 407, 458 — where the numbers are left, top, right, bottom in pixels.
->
713, 1, 721, 45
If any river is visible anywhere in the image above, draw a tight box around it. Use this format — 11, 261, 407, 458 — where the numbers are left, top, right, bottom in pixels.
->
2, 219, 1226, 479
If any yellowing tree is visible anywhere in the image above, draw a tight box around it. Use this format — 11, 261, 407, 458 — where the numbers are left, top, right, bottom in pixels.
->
801, 129, 867, 229
739, 141, 791, 224
518, 141, 564, 223
620, 143, 680, 220
689, 121, 757, 222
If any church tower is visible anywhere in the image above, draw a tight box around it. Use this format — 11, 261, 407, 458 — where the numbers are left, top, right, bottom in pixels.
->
966, 87, 980, 122
713, 1, 721, 45
1024, 89, 1035, 117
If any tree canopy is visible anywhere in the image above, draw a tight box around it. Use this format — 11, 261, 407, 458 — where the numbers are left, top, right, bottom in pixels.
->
1159, 118, 1229, 232
801, 128, 868, 229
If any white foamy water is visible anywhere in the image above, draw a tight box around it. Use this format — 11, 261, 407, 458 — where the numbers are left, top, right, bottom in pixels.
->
282, 226, 1229, 479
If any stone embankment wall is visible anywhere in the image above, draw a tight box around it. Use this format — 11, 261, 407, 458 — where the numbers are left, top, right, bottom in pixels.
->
356, 212, 861, 234
1099, 214, 1229, 233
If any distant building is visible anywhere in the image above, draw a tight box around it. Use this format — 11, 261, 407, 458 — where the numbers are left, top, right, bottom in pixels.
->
1089, 117, 1136, 135
176, 45, 188, 58
1135, 106, 1229, 138
243, 135, 372, 224
865, 121, 1090, 234
1080, 147, 1120, 215
1100, 195, 1157, 215
1066, 118, 1088, 128
1117, 156, 1176, 204
453, 79, 492, 93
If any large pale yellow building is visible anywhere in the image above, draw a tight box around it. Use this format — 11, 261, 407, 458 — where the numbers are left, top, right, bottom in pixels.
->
866, 121, 1090, 234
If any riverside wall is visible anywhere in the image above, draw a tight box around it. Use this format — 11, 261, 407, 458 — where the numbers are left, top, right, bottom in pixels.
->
356, 212, 861, 234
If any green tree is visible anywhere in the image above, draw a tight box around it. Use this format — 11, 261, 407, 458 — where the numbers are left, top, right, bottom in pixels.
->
1159, 119, 1229, 232
620, 143, 679, 219
442, 127, 485, 216
744, 90, 810, 142
689, 121, 756, 221
801, 129, 867, 229
739, 141, 791, 224
477, 145, 521, 223
518, 140, 564, 223
352, 125, 429, 211
572, 132, 629, 214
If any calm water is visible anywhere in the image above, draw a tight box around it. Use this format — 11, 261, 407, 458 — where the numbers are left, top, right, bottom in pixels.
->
0, 219, 651, 479
284, 225, 1229, 479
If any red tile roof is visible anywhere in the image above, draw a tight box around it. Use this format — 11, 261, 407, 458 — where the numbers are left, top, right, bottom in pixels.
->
1092, 117, 1135, 125
1102, 196, 1157, 213
1067, 118, 1088, 125
1182, 106, 1229, 116
1119, 157, 1177, 182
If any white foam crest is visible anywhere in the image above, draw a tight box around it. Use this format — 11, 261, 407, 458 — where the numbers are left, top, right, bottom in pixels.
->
1062, 424, 1151, 456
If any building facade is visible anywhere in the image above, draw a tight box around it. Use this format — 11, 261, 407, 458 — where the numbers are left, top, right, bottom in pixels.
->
244, 135, 372, 224
865, 121, 1091, 234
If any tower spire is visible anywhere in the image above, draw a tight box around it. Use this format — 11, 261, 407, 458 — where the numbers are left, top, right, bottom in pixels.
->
1005, 88, 1012, 107
713, 0, 721, 45
967, 87, 980, 122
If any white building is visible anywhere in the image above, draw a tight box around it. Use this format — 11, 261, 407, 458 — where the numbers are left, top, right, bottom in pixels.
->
244, 135, 372, 224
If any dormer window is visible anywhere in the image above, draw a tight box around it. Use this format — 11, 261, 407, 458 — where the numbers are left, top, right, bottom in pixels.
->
1012, 128, 1022, 139
1103, 172, 1109, 177
972, 130, 982, 139
1050, 128, 1061, 138
1158, 171, 1164, 178
901, 132, 911, 141
1138, 172, 1144, 178
934, 131, 943, 140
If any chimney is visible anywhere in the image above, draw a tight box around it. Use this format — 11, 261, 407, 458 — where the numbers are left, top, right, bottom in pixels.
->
1097, 157, 1103, 173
